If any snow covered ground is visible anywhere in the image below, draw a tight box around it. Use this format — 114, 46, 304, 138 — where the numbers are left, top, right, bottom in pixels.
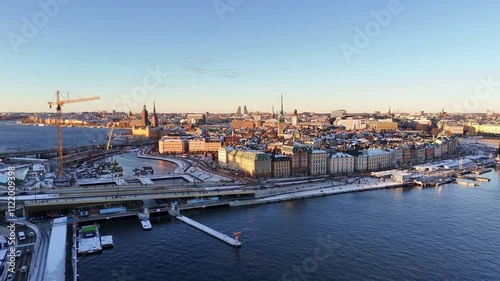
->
44, 217, 67, 281
186, 166, 232, 182
231, 177, 404, 207
138, 151, 233, 183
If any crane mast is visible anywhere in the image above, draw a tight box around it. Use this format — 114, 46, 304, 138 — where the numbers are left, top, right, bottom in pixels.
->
48, 91, 100, 178
106, 125, 115, 151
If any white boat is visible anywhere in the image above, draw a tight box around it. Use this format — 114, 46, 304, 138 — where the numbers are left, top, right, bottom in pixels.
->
141, 220, 152, 230
101, 235, 114, 249
138, 208, 152, 230
77, 224, 103, 255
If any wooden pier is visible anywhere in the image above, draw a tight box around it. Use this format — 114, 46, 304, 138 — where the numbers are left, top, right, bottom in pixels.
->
176, 215, 241, 248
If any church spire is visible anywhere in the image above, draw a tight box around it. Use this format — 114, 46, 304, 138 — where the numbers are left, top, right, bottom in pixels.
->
280, 94, 284, 115
279, 93, 285, 122
278, 93, 285, 134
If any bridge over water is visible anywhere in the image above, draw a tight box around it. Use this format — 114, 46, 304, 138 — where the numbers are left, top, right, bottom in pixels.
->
17, 188, 255, 218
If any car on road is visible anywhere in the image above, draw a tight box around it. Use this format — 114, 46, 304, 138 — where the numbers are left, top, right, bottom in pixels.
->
15, 249, 21, 258
28, 231, 35, 238
20, 265, 28, 273
6, 273, 14, 281
26, 248, 31, 255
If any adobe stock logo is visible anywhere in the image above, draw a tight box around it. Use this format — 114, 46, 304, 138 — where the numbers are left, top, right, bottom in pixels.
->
281, 235, 340, 281
213, 0, 243, 21
7, 0, 70, 53
110, 65, 169, 113
454, 75, 499, 113
339, 0, 407, 64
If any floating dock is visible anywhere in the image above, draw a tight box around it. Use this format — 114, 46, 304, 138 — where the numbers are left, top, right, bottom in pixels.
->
460, 175, 491, 182
471, 168, 492, 175
176, 215, 241, 248
456, 179, 478, 187
101, 235, 114, 249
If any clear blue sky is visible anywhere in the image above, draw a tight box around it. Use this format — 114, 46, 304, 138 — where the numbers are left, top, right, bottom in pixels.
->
1, 0, 499, 114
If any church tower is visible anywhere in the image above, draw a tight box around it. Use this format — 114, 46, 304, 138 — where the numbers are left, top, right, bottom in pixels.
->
278, 94, 285, 134
141, 104, 149, 127
151, 101, 159, 127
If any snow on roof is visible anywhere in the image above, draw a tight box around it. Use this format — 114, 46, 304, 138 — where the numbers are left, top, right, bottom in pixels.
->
32, 164, 45, 172
331, 152, 353, 158
364, 148, 390, 157
274, 154, 289, 158
44, 217, 68, 281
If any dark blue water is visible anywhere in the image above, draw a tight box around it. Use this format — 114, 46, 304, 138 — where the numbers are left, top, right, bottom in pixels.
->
79, 170, 500, 281
0, 122, 111, 153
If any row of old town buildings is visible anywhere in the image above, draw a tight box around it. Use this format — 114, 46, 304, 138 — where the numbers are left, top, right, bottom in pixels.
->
213, 136, 459, 178
152, 103, 466, 179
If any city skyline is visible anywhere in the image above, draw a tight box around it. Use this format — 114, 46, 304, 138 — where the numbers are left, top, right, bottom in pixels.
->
2, 1, 500, 113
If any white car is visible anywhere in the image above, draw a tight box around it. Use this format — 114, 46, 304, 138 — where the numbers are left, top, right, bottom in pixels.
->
15, 249, 21, 258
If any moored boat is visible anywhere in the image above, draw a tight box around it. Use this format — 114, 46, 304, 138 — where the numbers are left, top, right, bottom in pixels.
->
77, 224, 103, 256
138, 208, 152, 230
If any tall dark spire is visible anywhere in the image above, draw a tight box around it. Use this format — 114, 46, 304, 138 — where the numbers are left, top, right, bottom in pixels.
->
280, 94, 284, 114
151, 100, 158, 127
278, 93, 285, 134
279, 94, 285, 123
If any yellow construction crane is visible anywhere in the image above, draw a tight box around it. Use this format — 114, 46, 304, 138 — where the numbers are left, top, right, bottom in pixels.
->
48, 91, 100, 177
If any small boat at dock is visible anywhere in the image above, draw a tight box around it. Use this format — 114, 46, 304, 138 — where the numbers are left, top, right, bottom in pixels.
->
138, 208, 152, 230
101, 235, 114, 249
141, 220, 152, 230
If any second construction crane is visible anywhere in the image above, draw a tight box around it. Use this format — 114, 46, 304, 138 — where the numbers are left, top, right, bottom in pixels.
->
48, 91, 100, 177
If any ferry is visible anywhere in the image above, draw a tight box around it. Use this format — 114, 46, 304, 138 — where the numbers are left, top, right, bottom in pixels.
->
77, 224, 103, 256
